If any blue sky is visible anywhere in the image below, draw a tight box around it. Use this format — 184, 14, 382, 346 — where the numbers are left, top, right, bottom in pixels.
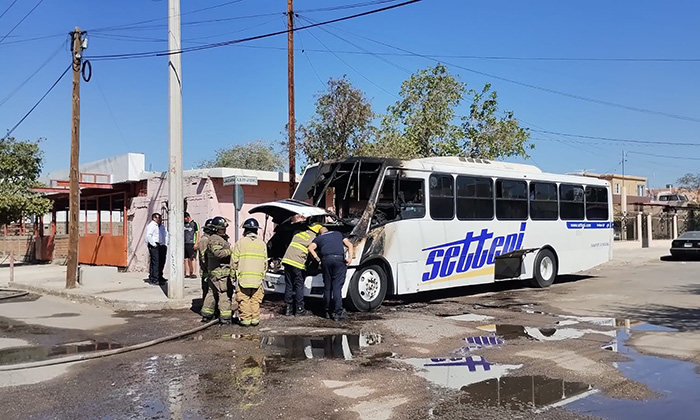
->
1, 0, 699, 188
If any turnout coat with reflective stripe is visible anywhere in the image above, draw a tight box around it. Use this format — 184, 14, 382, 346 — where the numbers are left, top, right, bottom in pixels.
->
231, 233, 268, 288
206, 233, 232, 279
281, 229, 316, 270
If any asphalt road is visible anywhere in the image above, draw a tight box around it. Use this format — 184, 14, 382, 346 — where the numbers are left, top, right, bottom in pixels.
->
0, 247, 698, 420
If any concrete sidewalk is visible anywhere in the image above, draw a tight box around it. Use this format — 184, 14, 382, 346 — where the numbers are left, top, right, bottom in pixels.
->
2, 264, 201, 311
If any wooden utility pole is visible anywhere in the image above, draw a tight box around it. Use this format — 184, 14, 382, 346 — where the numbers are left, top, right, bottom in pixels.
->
287, 0, 296, 197
167, 0, 185, 299
66, 27, 83, 289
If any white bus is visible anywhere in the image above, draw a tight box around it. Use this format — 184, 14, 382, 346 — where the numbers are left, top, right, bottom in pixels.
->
252, 157, 612, 312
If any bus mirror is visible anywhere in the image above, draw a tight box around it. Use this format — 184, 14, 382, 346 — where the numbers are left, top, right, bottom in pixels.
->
385, 169, 398, 178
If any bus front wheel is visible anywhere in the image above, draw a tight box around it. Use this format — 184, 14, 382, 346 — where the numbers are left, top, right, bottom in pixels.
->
530, 249, 557, 288
347, 264, 387, 312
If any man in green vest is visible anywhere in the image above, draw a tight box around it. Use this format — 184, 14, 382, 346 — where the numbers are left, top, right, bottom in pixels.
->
281, 222, 322, 316
232, 218, 268, 327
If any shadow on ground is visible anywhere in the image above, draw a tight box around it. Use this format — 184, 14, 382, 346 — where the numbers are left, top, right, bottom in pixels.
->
381, 274, 595, 307
612, 303, 700, 331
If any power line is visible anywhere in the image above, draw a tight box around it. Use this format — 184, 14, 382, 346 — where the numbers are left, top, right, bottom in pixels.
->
0, 42, 64, 109
628, 151, 700, 161
0, 32, 64, 47
0, 0, 19, 22
84, 0, 422, 61
322, 25, 700, 124
297, 27, 326, 88
297, 14, 412, 74
0, 0, 45, 45
530, 129, 700, 147
94, 76, 130, 152
297, 15, 398, 98
1, 64, 71, 141
87, 0, 246, 33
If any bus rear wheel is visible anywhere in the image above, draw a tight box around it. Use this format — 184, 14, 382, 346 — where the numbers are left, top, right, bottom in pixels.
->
347, 264, 387, 312
530, 249, 557, 288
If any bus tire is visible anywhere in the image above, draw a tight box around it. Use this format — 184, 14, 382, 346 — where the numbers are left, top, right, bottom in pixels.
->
530, 249, 557, 288
347, 264, 387, 312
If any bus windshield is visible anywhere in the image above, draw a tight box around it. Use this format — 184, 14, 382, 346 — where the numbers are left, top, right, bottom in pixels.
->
291, 158, 387, 224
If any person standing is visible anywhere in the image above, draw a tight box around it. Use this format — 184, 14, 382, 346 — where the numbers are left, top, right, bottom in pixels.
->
145, 213, 168, 285
201, 216, 235, 324
194, 218, 213, 300
307, 226, 354, 320
281, 222, 322, 316
232, 218, 267, 327
184, 212, 200, 279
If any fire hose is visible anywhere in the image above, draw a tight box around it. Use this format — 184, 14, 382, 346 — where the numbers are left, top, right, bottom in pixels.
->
0, 319, 220, 371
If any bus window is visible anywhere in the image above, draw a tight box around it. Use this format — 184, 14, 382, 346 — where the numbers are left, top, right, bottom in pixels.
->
586, 186, 609, 220
496, 179, 528, 220
529, 182, 558, 220
560, 184, 584, 220
397, 178, 425, 220
456, 176, 494, 220
429, 174, 455, 220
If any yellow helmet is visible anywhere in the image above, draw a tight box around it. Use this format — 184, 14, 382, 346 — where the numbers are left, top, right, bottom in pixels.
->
308, 223, 323, 234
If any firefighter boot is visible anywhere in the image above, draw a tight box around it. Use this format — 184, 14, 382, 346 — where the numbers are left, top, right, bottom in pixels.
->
285, 304, 294, 316
295, 304, 310, 317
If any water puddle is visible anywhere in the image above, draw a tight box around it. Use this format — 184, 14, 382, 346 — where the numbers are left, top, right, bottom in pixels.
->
437, 313, 493, 322
474, 323, 615, 342
259, 333, 382, 361
568, 324, 700, 419
403, 356, 523, 389
0, 340, 122, 365
459, 375, 595, 411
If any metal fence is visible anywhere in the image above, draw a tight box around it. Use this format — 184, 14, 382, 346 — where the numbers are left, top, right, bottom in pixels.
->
613, 215, 638, 241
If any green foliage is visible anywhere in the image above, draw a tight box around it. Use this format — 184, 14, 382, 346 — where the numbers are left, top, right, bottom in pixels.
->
0, 138, 51, 224
372, 65, 531, 161
200, 140, 285, 171
376, 64, 465, 159
298, 76, 375, 164
462, 83, 533, 159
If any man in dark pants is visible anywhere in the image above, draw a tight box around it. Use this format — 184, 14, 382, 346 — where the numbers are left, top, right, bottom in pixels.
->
307, 226, 354, 321
145, 213, 168, 285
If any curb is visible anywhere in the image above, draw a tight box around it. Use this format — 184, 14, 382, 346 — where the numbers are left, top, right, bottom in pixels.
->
8, 281, 197, 312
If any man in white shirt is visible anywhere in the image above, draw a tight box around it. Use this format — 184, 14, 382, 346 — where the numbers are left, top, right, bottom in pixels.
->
145, 213, 168, 285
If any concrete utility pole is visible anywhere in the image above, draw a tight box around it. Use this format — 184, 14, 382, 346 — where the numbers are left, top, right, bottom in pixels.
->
66, 27, 83, 289
168, 0, 185, 299
287, 0, 296, 197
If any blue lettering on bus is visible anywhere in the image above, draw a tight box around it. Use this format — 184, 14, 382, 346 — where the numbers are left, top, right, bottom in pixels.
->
421, 223, 527, 282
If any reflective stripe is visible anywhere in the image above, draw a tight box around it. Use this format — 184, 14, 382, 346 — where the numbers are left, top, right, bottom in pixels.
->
235, 253, 266, 259
296, 232, 310, 240
201, 307, 215, 315
211, 268, 230, 276
282, 258, 305, 269
220, 310, 232, 317
239, 271, 265, 278
289, 242, 308, 253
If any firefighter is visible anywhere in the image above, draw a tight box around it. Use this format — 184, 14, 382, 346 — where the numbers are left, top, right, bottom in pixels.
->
194, 218, 213, 302
200, 216, 236, 324
281, 222, 322, 316
232, 218, 267, 327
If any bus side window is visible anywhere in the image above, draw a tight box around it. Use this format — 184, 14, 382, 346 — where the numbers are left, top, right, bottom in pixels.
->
530, 182, 558, 220
456, 176, 494, 220
429, 174, 455, 220
585, 186, 609, 220
496, 179, 528, 220
398, 178, 426, 220
560, 184, 585, 220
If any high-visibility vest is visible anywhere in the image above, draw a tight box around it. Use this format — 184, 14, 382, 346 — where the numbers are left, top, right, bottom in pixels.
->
232, 234, 268, 288
281, 229, 316, 270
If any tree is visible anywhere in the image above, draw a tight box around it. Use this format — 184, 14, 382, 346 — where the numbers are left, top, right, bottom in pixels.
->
677, 173, 700, 191
462, 83, 533, 159
376, 63, 465, 159
0, 138, 51, 225
298, 76, 375, 164
200, 140, 285, 171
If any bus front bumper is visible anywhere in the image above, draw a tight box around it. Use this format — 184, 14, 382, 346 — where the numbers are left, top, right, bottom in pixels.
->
262, 272, 325, 298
